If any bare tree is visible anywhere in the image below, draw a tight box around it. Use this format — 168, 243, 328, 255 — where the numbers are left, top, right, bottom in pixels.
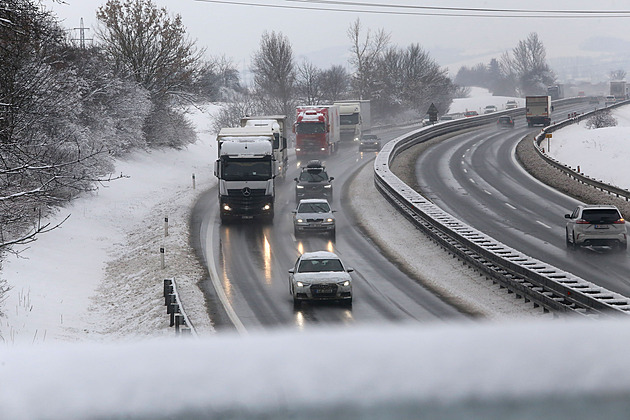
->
319, 65, 350, 102
0, 0, 118, 250
96, 0, 202, 146
374, 43, 454, 120
250, 30, 296, 117
347, 18, 390, 99
295, 59, 322, 105
610, 69, 627, 81
504, 32, 555, 95
96, 0, 203, 102
196, 54, 241, 101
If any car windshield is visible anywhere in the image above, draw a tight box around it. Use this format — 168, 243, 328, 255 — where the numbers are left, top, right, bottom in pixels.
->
297, 202, 330, 213
362, 135, 377, 140
298, 258, 344, 273
299, 170, 328, 182
582, 209, 622, 223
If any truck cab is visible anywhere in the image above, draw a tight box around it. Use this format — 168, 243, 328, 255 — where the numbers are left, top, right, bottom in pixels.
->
215, 128, 277, 223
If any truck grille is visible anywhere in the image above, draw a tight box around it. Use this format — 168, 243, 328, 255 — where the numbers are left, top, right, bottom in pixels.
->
226, 189, 267, 208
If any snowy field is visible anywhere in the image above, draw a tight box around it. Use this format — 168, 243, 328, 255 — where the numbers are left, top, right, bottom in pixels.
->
3, 92, 630, 418
546, 106, 630, 191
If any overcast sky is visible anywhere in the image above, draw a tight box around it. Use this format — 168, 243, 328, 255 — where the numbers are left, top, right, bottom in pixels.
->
45, 1, 630, 81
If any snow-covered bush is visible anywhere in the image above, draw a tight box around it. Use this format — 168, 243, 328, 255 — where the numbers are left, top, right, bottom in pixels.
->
586, 110, 618, 129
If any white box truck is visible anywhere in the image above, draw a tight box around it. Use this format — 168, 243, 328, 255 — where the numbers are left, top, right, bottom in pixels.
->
525, 96, 552, 127
333, 100, 371, 142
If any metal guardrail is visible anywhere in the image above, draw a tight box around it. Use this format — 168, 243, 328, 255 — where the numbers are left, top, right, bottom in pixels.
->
163, 278, 197, 336
373, 99, 630, 316
534, 100, 630, 202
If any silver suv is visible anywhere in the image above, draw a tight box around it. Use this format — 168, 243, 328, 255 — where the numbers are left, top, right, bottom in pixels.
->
565, 205, 627, 250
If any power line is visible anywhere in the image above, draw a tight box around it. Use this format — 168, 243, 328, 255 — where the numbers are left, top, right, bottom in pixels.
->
193, 0, 630, 18
288, 0, 630, 15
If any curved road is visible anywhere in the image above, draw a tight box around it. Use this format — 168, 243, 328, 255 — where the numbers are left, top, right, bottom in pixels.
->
193, 138, 467, 332
415, 103, 630, 298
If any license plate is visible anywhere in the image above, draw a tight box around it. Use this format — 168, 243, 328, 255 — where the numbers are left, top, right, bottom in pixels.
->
314, 288, 333, 294
594, 225, 609, 229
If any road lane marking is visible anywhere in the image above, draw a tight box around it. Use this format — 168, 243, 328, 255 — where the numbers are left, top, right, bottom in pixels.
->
536, 220, 552, 229
505, 203, 517, 210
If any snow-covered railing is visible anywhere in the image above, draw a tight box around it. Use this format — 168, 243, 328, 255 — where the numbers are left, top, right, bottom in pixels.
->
534, 100, 630, 203
163, 278, 197, 336
373, 102, 630, 316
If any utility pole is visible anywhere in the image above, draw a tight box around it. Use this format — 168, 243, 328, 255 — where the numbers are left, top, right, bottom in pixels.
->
71, 18, 93, 49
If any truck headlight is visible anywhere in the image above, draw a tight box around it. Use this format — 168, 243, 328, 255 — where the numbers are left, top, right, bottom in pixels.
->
262, 204, 271, 211
223, 204, 232, 211
324, 185, 332, 189
296, 185, 304, 189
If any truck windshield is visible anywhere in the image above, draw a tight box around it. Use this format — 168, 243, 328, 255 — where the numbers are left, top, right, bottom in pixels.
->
296, 122, 325, 134
340, 113, 359, 125
222, 158, 272, 181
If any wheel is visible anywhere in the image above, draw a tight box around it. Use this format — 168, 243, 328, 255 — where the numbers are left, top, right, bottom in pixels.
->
565, 229, 575, 249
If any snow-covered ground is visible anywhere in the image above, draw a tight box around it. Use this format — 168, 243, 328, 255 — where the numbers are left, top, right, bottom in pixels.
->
546, 106, 630, 190
448, 86, 524, 114
3, 91, 630, 418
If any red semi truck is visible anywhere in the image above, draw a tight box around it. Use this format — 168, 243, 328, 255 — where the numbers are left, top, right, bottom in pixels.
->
293, 105, 340, 157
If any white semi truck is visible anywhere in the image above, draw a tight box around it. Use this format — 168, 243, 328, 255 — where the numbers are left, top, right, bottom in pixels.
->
333, 100, 371, 142
239, 115, 289, 177
214, 127, 277, 223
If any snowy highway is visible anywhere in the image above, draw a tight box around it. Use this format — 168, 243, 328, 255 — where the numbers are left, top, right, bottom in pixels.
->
191, 100, 630, 331
192, 138, 467, 332
415, 102, 630, 299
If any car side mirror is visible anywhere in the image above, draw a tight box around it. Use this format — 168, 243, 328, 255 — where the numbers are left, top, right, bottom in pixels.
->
288, 269, 295, 274
329, 177, 335, 181
292, 210, 297, 213
564, 214, 571, 219
347, 268, 354, 273
332, 210, 337, 213
294, 178, 298, 182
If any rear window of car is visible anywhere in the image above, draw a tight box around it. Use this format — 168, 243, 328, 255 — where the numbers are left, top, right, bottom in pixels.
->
582, 209, 622, 223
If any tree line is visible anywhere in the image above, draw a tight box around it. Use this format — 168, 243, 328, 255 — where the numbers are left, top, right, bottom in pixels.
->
1, 0, 556, 250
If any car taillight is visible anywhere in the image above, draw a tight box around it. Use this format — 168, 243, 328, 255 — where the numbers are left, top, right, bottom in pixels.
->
614, 218, 625, 224
576, 219, 590, 224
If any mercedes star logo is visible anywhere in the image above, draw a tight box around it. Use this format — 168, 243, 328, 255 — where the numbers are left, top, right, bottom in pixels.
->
242, 187, 251, 197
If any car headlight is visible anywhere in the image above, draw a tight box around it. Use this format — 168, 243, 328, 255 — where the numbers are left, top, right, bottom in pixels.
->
326, 218, 334, 223
296, 185, 304, 189
296, 281, 310, 288
296, 218, 304, 223
338, 280, 350, 287
324, 185, 332, 189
